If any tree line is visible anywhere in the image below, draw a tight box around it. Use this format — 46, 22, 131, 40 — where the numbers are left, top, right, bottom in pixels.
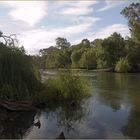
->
32, 3, 140, 73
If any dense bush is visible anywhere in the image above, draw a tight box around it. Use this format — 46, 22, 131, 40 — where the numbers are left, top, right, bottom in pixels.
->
115, 57, 131, 73
0, 43, 42, 101
0, 43, 91, 103
44, 71, 91, 103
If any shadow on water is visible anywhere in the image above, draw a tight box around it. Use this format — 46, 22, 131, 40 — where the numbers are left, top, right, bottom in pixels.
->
0, 70, 91, 139
0, 109, 36, 139
0, 101, 90, 139
122, 109, 140, 139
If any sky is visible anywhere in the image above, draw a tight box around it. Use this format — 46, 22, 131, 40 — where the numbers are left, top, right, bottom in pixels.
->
0, 0, 138, 54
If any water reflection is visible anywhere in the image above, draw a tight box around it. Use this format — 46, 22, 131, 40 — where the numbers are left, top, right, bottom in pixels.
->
122, 109, 140, 139
44, 101, 90, 137
55, 103, 88, 133
94, 73, 140, 138
0, 109, 36, 139
95, 73, 126, 112
121, 74, 140, 139
0, 72, 140, 139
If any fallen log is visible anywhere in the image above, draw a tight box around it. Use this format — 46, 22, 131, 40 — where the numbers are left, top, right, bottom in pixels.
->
0, 101, 39, 111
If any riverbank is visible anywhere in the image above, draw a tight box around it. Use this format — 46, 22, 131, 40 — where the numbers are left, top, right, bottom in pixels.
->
41, 67, 140, 74
41, 68, 113, 76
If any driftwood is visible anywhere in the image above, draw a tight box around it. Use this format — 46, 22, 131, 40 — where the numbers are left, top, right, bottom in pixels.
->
0, 101, 43, 111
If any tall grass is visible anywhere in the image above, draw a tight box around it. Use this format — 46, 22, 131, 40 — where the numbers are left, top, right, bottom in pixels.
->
43, 70, 91, 103
0, 43, 42, 101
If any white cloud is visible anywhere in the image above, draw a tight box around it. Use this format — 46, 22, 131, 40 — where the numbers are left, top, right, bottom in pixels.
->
0, 24, 3, 30
0, 1, 130, 55
19, 23, 128, 55
55, 1, 98, 7
60, 7, 93, 16
99, 0, 125, 12
76, 17, 101, 24
59, 1, 98, 16
0, 1, 47, 26
87, 24, 130, 41
18, 21, 96, 54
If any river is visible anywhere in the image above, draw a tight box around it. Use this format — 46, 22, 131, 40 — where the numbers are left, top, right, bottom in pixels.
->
0, 71, 140, 139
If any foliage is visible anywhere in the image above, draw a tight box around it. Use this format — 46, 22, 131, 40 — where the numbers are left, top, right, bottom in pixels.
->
44, 71, 91, 103
80, 48, 97, 70
125, 38, 140, 68
30, 3, 140, 73
121, 3, 140, 71
81, 39, 91, 48
56, 37, 71, 49
101, 32, 126, 67
0, 43, 42, 101
95, 46, 108, 69
71, 48, 85, 68
55, 49, 72, 68
115, 57, 131, 73
121, 3, 140, 44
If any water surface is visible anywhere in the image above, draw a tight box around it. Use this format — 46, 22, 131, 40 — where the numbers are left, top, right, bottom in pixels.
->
0, 71, 140, 139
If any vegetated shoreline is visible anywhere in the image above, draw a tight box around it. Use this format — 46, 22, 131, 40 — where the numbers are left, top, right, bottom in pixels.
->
43, 68, 140, 73
0, 67, 139, 112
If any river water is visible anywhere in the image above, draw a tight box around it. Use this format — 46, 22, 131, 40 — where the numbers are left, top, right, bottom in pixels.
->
0, 71, 140, 139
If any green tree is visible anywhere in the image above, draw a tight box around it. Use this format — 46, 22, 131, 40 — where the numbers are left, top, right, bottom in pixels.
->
91, 39, 103, 48
80, 48, 97, 70
0, 42, 41, 100
56, 37, 71, 49
121, 3, 140, 71
95, 46, 108, 69
39, 47, 58, 69
55, 49, 71, 68
45, 48, 59, 68
81, 39, 90, 48
101, 32, 126, 67
121, 3, 140, 44
71, 48, 85, 68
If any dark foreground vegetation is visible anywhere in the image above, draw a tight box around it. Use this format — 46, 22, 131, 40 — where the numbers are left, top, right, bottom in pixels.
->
0, 40, 90, 110
0, 3, 140, 110
33, 3, 140, 73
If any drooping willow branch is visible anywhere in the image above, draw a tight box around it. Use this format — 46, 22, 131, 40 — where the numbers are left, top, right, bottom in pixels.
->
0, 31, 18, 47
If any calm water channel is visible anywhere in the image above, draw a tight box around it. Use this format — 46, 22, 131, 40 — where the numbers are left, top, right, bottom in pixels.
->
0, 71, 140, 139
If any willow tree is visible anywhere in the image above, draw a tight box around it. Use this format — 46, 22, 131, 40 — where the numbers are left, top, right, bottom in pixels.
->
0, 32, 41, 101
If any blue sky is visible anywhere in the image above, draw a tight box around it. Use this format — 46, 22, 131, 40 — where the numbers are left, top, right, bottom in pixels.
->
0, 0, 138, 54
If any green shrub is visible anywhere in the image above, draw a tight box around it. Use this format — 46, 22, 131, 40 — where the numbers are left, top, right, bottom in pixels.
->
44, 70, 91, 103
0, 43, 42, 101
115, 57, 131, 73
97, 59, 108, 69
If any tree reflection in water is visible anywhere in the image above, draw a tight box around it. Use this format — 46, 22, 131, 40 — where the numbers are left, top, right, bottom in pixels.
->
0, 109, 36, 139
122, 109, 140, 139
95, 73, 140, 138
121, 83, 140, 139
45, 101, 90, 137
57, 104, 86, 132
95, 73, 125, 112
